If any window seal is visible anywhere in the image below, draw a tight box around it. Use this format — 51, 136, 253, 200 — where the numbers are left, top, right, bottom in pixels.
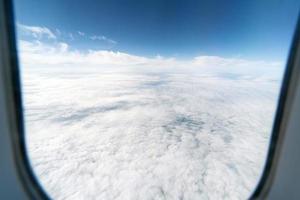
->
0, 0, 49, 199
250, 17, 300, 199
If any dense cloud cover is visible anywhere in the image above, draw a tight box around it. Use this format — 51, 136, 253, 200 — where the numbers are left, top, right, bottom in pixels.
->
22, 68, 280, 200
17, 23, 284, 200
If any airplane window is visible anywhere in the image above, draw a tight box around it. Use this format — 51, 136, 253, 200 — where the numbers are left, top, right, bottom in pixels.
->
13, 0, 299, 199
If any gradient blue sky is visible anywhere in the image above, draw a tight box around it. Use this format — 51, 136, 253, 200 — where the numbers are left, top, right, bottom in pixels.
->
14, 0, 299, 60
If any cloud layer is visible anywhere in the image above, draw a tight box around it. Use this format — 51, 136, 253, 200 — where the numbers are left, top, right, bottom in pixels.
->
18, 39, 281, 68
23, 71, 279, 200
18, 23, 283, 199
17, 23, 282, 77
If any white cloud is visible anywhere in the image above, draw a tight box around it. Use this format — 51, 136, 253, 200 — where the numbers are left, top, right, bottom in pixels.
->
17, 38, 282, 79
18, 23, 118, 49
18, 23, 56, 39
192, 55, 281, 68
18, 25, 284, 200
23, 70, 279, 199
90, 35, 117, 45
90, 35, 106, 40
16, 23, 283, 79
18, 39, 175, 68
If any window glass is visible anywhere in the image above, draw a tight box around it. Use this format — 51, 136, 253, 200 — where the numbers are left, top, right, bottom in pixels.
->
14, 0, 299, 199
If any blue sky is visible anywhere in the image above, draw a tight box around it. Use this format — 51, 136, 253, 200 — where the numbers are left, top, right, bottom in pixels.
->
14, 0, 299, 61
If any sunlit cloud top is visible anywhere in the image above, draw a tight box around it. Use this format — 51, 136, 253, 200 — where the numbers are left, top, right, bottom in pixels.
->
17, 23, 283, 80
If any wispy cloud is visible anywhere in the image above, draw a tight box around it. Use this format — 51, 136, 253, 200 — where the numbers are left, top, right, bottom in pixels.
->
55, 29, 61, 36
78, 31, 85, 36
17, 38, 282, 78
18, 39, 150, 67
17, 23, 117, 47
16, 23, 282, 78
18, 23, 56, 39
69, 33, 74, 40
90, 35, 117, 45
